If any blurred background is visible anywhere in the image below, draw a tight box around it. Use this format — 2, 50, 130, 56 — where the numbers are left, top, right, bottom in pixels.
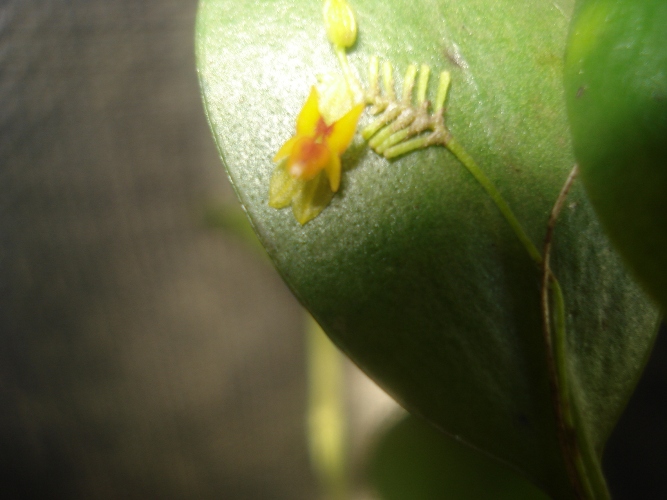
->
0, 1, 665, 498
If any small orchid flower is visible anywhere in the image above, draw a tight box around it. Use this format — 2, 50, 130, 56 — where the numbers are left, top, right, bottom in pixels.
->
269, 86, 364, 225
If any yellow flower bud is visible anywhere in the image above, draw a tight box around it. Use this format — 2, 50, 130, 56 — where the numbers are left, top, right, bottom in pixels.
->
323, 0, 357, 49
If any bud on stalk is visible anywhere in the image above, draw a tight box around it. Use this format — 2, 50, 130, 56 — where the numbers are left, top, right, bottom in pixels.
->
323, 0, 357, 49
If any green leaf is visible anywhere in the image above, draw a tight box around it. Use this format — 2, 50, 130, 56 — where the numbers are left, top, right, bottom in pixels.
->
370, 414, 549, 500
196, 0, 659, 497
564, 0, 667, 312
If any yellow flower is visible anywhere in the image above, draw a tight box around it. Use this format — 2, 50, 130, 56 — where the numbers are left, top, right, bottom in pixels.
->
269, 86, 364, 224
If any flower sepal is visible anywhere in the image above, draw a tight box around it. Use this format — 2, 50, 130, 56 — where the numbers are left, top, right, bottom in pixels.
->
269, 162, 335, 225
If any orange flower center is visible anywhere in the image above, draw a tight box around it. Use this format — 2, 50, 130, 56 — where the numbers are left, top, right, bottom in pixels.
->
288, 118, 335, 180
315, 117, 334, 139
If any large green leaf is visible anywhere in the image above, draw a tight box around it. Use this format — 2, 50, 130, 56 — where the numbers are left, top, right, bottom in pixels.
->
196, 0, 659, 497
564, 0, 667, 312
370, 414, 549, 499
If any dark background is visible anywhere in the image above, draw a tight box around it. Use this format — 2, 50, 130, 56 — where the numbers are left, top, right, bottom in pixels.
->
0, 1, 664, 498
0, 1, 316, 498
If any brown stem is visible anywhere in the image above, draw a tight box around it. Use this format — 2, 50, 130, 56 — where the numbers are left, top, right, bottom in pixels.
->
541, 164, 586, 499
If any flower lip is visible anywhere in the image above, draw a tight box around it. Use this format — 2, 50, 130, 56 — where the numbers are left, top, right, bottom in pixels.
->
288, 137, 332, 180
315, 118, 334, 139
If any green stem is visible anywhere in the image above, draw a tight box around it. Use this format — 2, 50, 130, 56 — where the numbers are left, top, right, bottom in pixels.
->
334, 46, 363, 102
448, 136, 609, 499
306, 315, 349, 500
445, 137, 543, 265
549, 278, 594, 499
550, 257, 611, 500
384, 135, 430, 159
542, 165, 611, 500
335, 36, 607, 496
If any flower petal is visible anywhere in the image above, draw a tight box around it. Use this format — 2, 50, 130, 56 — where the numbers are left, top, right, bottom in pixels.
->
326, 102, 364, 155
291, 171, 335, 225
269, 162, 300, 208
325, 154, 341, 192
296, 87, 322, 136
273, 136, 299, 163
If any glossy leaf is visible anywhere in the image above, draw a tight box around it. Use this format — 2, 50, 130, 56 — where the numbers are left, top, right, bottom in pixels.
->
196, 0, 659, 497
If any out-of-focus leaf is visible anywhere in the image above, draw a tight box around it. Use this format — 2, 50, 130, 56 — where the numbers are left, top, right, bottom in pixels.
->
565, 0, 667, 311
370, 414, 549, 500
